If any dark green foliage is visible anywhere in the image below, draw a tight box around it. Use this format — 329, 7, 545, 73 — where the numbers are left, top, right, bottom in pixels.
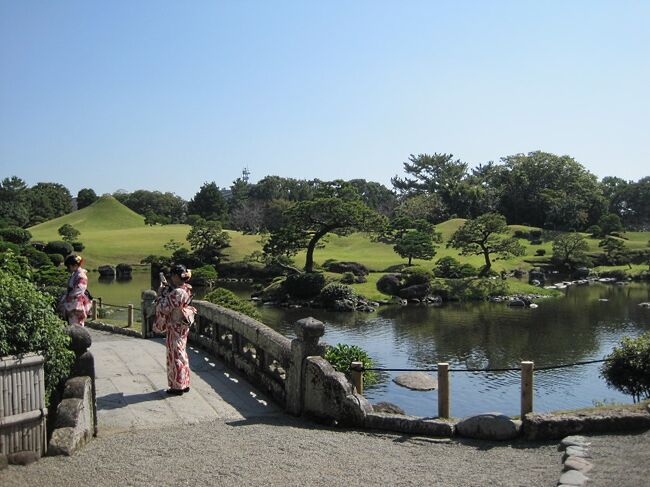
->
324, 343, 379, 386
188, 182, 228, 222
72, 242, 84, 252
48, 253, 64, 267
0, 255, 74, 403
26, 182, 73, 225
587, 225, 603, 238
0, 241, 21, 254
535, 249, 546, 256
320, 282, 357, 306
0, 226, 32, 245
186, 220, 231, 262
45, 240, 73, 257
57, 224, 80, 243
552, 233, 591, 270
402, 266, 433, 287
340, 272, 356, 284
32, 265, 68, 287
76, 188, 98, 209
20, 246, 51, 268
598, 213, 625, 236
284, 272, 326, 299
376, 274, 402, 296
114, 189, 187, 224
433, 256, 478, 278
203, 287, 261, 320
600, 333, 650, 402
189, 265, 218, 287
598, 237, 630, 266
393, 230, 437, 265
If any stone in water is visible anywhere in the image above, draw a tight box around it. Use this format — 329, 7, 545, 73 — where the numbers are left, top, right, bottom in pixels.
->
393, 372, 437, 391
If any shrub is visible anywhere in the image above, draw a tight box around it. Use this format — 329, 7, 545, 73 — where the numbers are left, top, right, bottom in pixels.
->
340, 271, 356, 284
0, 262, 74, 403
600, 332, 650, 402
403, 266, 433, 286
324, 343, 379, 386
189, 265, 218, 287
0, 241, 21, 254
320, 283, 357, 306
535, 249, 546, 256
513, 230, 529, 239
587, 225, 603, 238
599, 269, 628, 281
0, 226, 32, 245
433, 257, 477, 278
32, 265, 68, 288
72, 242, 85, 252
21, 246, 51, 268
203, 287, 261, 320
463, 278, 509, 300
45, 240, 73, 257
284, 272, 326, 299
529, 229, 543, 240
49, 253, 64, 267
376, 274, 402, 296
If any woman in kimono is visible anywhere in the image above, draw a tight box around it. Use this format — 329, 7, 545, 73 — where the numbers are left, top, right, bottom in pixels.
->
59, 254, 92, 326
153, 264, 196, 395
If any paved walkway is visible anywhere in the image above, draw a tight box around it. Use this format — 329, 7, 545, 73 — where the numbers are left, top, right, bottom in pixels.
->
91, 329, 281, 433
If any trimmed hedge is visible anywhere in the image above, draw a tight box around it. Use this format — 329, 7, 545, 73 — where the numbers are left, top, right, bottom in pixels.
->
284, 272, 326, 299
0, 226, 32, 245
45, 240, 73, 257
203, 287, 261, 320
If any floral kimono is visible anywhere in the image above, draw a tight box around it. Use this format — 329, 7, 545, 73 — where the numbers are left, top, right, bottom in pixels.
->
153, 283, 196, 390
59, 267, 92, 326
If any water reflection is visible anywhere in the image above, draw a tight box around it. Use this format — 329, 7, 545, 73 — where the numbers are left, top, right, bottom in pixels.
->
93, 274, 650, 418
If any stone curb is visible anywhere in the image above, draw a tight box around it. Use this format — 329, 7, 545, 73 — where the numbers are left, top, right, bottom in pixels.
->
85, 320, 143, 338
47, 376, 94, 456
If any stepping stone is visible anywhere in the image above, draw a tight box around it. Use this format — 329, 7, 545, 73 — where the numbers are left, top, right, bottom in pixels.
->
563, 456, 593, 473
559, 469, 590, 486
565, 446, 591, 459
393, 372, 437, 391
561, 435, 591, 449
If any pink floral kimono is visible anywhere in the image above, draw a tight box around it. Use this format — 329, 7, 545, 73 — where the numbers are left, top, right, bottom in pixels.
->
153, 283, 197, 390
59, 268, 92, 326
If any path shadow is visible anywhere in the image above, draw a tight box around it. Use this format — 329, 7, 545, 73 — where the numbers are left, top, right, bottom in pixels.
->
97, 390, 165, 411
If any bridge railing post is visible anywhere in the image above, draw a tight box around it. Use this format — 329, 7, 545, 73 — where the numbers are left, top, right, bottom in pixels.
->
286, 317, 325, 416
140, 290, 157, 338
350, 361, 364, 395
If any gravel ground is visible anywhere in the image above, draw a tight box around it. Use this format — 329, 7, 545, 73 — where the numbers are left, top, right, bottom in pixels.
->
582, 431, 650, 487
2, 416, 561, 487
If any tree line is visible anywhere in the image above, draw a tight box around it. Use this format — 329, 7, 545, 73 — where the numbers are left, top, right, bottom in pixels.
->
2, 151, 648, 232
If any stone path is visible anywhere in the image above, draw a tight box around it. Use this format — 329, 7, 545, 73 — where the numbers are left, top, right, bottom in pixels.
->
91, 329, 281, 433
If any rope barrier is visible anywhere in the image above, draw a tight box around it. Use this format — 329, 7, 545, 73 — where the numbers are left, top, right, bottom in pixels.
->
359, 356, 629, 374
96, 301, 141, 311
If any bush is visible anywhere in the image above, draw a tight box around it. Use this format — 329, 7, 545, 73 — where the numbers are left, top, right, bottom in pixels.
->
0, 261, 74, 403
402, 266, 433, 287
599, 269, 628, 281
0, 241, 21, 254
324, 343, 379, 387
284, 272, 326, 299
587, 225, 603, 238
0, 226, 32, 245
376, 274, 402, 296
49, 253, 64, 267
320, 283, 357, 306
45, 240, 73, 257
32, 265, 68, 288
203, 287, 261, 320
600, 333, 650, 402
189, 265, 218, 287
21, 246, 51, 269
340, 271, 356, 284
433, 257, 477, 279
72, 241, 85, 252
535, 249, 546, 256
463, 278, 509, 300
529, 229, 542, 240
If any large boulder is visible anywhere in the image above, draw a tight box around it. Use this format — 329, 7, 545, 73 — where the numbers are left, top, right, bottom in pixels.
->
399, 284, 430, 300
528, 269, 545, 285
97, 265, 115, 278
372, 402, 406, 415
115, 263, 132, 279
456, 413, 522, 441
393, 372, 437, 391
377, 274, 402, 296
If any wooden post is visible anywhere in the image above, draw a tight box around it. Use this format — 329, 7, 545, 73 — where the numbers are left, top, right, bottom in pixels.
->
350, 361, 364, 395
91, 299, 97, 320
127, 304, 134, 328
437, 363, 449, 418
521, 361, 534, 418
97, 297, 102, 309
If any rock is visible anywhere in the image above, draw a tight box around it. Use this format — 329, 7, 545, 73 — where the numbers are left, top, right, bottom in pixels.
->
508, 299, 526, 307
564, 445, 591, 459
393, 372, 437, 391
65, 325, 92, 355
528, 269, 545, 285
115, 263, 132, 279
560, 435, 591, 449
456, 413, 522, 441
377, 274, 402, 296
324, 261, 369, 276
639, 302, 650, 308
372, 401, 406, 415
558, 469, 590, 486
97, 265, 116, 277
0, 453, 7, 470
332, 299, 356, 312
563, 456, 593, 473
7, 451, 39, 466
399, 284, 430, 300
530, 279, 541, 286
573, 267, 590, 279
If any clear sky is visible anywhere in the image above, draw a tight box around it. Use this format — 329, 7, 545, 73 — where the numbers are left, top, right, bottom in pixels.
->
1, 1, 648, 199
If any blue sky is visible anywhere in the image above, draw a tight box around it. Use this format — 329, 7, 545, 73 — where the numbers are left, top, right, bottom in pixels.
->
1, 1, 648, 199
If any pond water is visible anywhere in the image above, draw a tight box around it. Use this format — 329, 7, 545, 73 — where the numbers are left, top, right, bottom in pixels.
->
91, 272, 650, 418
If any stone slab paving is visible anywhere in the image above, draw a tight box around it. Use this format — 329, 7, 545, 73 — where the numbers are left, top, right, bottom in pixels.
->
90, 329, 281, 433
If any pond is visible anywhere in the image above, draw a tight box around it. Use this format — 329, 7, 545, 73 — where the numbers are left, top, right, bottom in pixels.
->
90, 271, 650, 418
